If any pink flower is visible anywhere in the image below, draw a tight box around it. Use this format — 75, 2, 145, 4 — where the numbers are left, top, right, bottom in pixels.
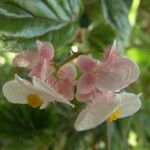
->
13, 40, 54, 78
56, 63, 77, 100
75, 41, 141, 131
77, 41, 140, 94
13, 40, 77, 101
44, 63, 77, 101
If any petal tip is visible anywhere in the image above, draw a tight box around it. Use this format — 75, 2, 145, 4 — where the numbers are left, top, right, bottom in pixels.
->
15, 74, 21, 82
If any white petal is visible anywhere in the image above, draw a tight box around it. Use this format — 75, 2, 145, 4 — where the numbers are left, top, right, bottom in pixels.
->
74, 100, 120, 131
32, 77, 74, 107
15, 74, 34, 90
40, 100, 49, 109
120, 58, 140, 85
15, 74, 50, 104
111, 40, 117, 51
118, 92, 142, 118
2, 80, 31, 104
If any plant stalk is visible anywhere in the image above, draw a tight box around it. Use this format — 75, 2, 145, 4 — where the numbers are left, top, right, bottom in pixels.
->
55, 50, 91, 69
104, 122, 110, 150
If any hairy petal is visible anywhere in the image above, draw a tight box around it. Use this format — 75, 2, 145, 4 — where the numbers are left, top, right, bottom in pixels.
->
57, 79, 74, 101
76, 90, 115, 103
77, 73, 96, 94
40, 59, 48, 81
77, 55, 97, 72
40, 59, 55, 81
103, 40, 117, 62
28, 61, 44, 78
58, 63, 77, 83
36, 40, 54, 61
76, 91, 93, 103
33, 77, 74, 107
13, 51, 41, 69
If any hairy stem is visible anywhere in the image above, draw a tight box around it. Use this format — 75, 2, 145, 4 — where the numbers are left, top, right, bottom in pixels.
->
55, 50, 91, 69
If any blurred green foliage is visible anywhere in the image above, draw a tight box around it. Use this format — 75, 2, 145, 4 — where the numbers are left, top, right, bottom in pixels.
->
0, 0, 150, 150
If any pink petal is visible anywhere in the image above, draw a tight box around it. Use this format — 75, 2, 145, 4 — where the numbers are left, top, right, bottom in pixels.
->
76, 91, 93, 103
76, 89, 115, 104
32, 77, 74, 107
29, 59, 55, 81
77, 73, 96, 94
13, 51, 41, 69
57, 79, 74, 100
119, 58, 140, 84
28, 62, 43, 78
36, 40, 54, 61
45, 75, 58, 89
96, 57, 140, 91
40, 59, 49, 81
103, 40, 117, 62
58, 63, 77, 83
77, 55, 97, 72
101, 41, 118, 71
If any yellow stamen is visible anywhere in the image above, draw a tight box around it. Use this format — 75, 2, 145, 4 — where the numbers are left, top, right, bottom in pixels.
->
26, 94, 43, 108
107, 107, 121, 122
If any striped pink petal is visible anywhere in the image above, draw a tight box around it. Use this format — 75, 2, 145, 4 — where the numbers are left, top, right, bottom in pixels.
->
57, 79, 74, 100
77, 73, 96, 94
13, 51, 41, 69
77, 55, 97, 72
58, 63, 76, 83
96, 57, 140, 91
36, 40, 54, 61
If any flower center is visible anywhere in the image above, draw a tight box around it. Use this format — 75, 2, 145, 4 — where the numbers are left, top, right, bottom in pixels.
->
107, 107, 121, 122
26, 94, 43, 108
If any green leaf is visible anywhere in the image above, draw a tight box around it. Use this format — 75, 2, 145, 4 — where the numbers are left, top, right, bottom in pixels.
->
0, 0, 83, 52
0, 1, 32, 18
85, 22, 116, 58
83, 0, 104, 22
102, 0, 131, 46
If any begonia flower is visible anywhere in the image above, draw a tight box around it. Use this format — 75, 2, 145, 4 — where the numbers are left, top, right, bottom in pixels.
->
77, 41, 140, 94
13, 41, 77, 101
40, 60, 77, 101
75, 90, 141, 131
75, 41, 141, 131
13, 40, 54, 78
2, 74, 74, 109
56, 63, 77, 100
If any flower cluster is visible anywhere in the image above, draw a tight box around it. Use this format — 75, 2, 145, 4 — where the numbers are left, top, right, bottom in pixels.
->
2, 41, 141, 131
